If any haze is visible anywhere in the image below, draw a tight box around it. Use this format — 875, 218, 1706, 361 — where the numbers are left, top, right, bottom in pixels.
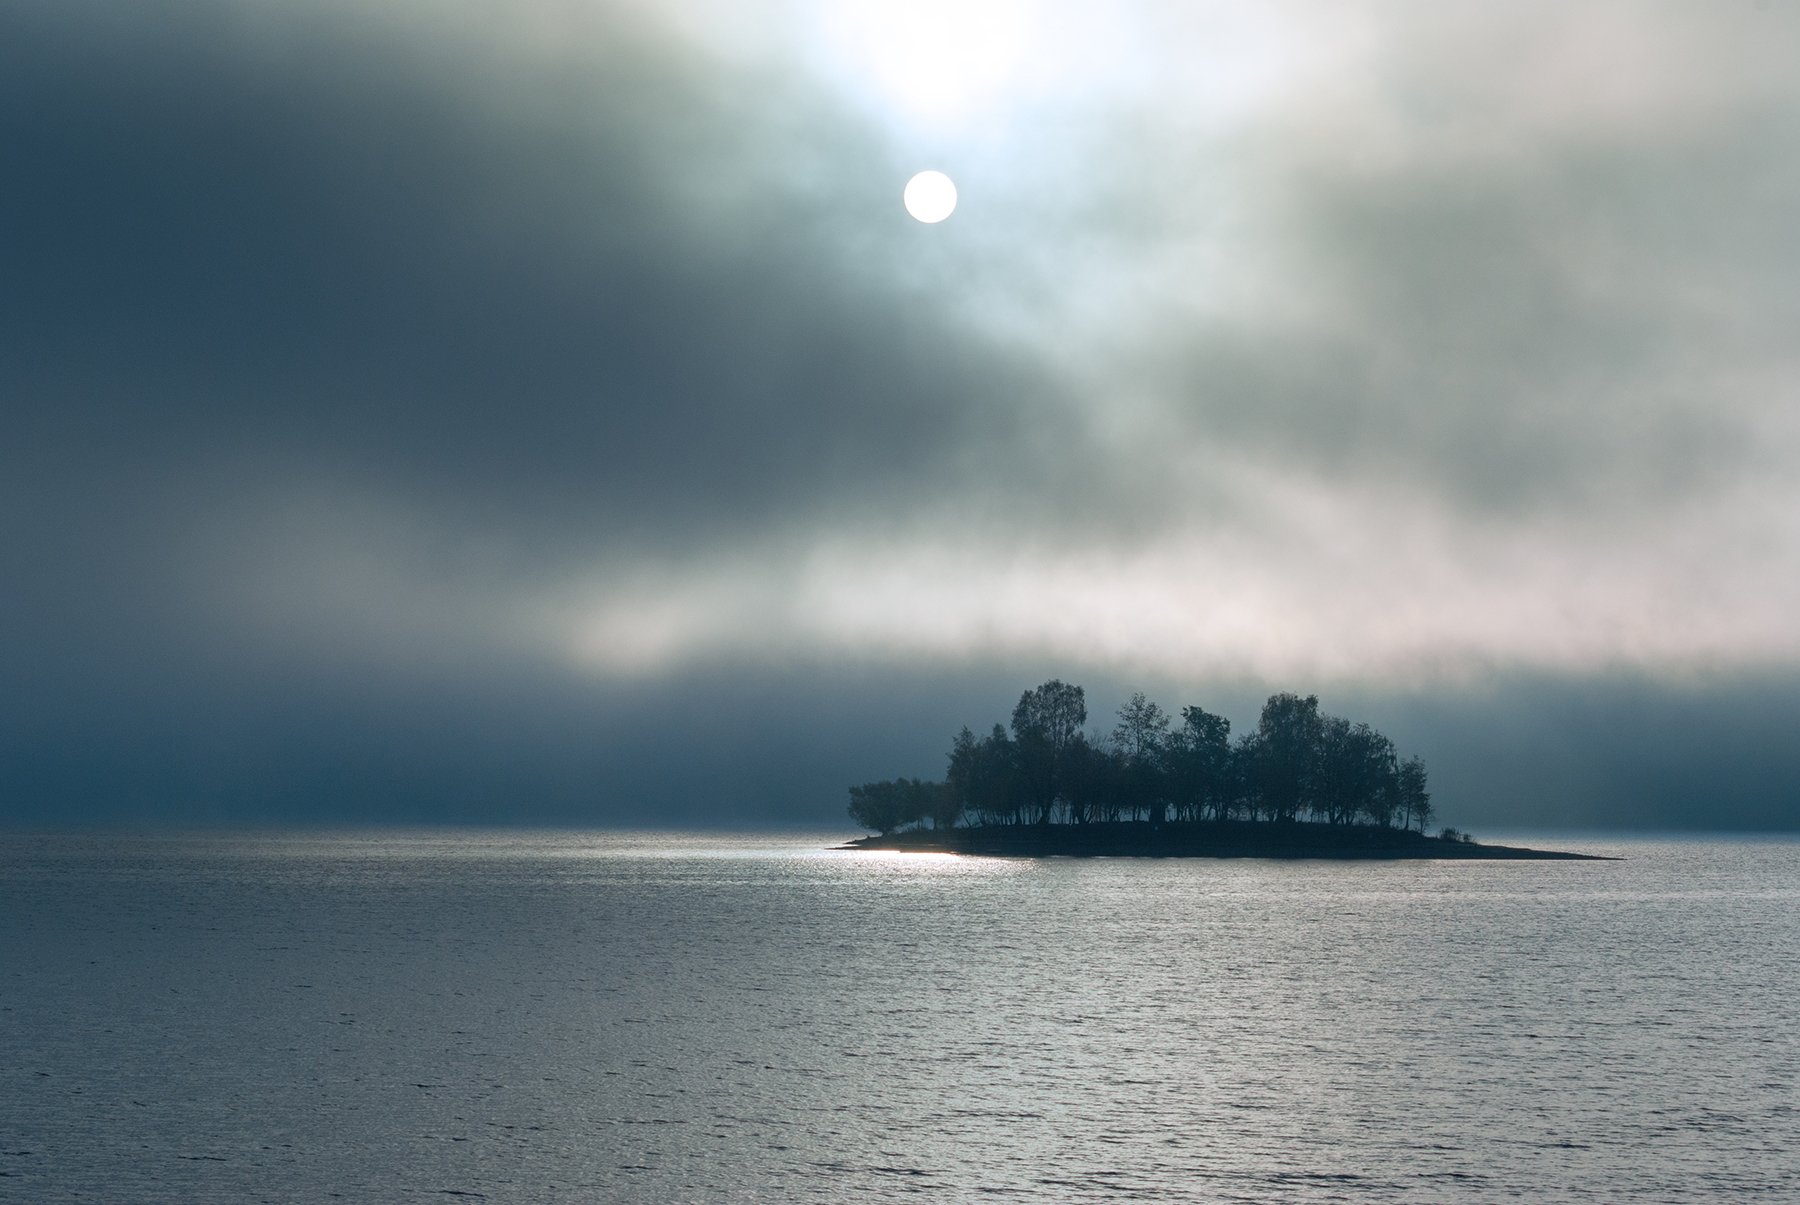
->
4, 0, 1799, 830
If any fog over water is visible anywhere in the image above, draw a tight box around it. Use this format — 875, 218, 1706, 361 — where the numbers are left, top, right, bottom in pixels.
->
4, 831, 1796, 1202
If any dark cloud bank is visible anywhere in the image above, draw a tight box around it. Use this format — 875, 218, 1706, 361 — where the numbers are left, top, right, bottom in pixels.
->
4, 1, 1799, 831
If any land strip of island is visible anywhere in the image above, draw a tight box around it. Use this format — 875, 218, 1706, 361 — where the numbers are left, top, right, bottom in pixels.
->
843, 820, 1606, 860
838, 680, 1608, 861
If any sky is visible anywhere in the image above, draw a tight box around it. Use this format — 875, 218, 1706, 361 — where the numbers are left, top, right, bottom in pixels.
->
5, 0, 1799, 830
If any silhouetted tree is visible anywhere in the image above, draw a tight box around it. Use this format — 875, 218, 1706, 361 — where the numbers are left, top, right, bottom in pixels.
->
1399, 756, 1432, 832
1314, 714, 1353, 824
1112, 692, 1171, 822
1112, 692, 1169, 760
946, 726, 979, 819
1232, 731, 1265, 819
962, 724, 1024, 826
1219, 735, 1252, 820
849, 778, 956, 834
1360, 731, 1402, 828
1170, 705, 1232, 821
873, 683, 1436, 840
1060, 733, 1102, 823
1011, 680, 1086, 824
1314, 716, 1399, 825
924, 776, 961, 830
1245, 693, 1323, 821
1012, 679, 1088, 752
848, 780, 908, 835
1089, 742, 1129, 823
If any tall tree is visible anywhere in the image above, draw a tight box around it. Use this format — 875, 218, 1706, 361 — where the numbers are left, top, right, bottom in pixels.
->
1359, 729, 1401, 828
1091, 743, 1129, 823
1314, 714, 1353, 824
1112, 692, 1172, 822
1061, 733, 1101, 823
847, 780, 907, 835
1316, 718, 1398, 825
1111, 692, 1170, 761
946, 726, 979, 819
1246, 693, 1323, 822
1011, 680, 1087, 824
923, 777, 961, 830
964, 724, 1023, 826
1171, 705, 1232, 821
1232, 732, 1266, 819
1398, 756, 1432, 832
1011, 680, 1088, 753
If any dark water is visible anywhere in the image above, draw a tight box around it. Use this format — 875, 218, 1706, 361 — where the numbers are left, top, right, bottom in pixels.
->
3, 831, 1797, 1202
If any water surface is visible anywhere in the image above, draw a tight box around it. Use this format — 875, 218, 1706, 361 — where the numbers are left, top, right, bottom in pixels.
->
3, 831, 1796, 1201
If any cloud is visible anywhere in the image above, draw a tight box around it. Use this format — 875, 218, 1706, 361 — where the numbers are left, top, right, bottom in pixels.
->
1, 0, 1076, 658
4, 0, 1800, 827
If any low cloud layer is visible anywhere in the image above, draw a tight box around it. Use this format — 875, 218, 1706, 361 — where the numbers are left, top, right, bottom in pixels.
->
4, 1, 1799, 827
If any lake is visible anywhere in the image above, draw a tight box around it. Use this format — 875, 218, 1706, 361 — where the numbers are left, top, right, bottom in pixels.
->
3, 830, 1797, 1202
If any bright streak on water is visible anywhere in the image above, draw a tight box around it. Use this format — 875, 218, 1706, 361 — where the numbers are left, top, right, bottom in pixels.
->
3, 830, 1798, 1201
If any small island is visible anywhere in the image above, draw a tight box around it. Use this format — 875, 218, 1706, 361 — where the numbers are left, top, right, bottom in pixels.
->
841, 681, 1603, 861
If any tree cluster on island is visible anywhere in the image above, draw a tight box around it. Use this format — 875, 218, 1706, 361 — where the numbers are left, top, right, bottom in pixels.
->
848, 680, 1439, 839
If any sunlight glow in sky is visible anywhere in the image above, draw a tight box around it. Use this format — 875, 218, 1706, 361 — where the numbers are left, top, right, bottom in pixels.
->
813, 0, 1034, 126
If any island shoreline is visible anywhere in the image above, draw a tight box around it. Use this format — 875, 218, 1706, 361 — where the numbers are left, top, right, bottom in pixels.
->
840, 820, 1610, 861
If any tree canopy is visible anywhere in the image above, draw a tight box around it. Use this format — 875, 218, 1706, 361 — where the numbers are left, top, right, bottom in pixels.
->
849, 681, 1436, 838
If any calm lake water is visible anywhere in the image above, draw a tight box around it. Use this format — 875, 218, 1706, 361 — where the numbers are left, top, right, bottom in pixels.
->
3, 830, 1797, 1202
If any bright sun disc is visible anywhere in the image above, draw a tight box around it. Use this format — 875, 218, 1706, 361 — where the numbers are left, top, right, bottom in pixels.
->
903, 170, 957, 223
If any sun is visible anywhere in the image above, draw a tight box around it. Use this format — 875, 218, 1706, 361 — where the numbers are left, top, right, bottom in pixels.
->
903, 170, 958, 223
